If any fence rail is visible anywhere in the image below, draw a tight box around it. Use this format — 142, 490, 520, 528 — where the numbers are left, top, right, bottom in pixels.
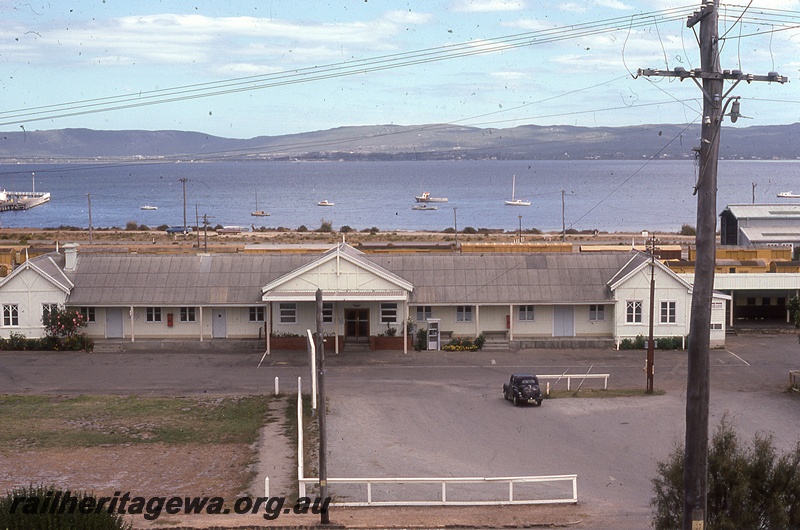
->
538, 373, 609, 391
299, 475, 578, 507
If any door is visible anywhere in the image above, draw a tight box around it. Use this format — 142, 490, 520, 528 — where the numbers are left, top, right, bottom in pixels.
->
553, 306, 575, 337
106, 308, 124, 338
344, 308, 369, 342
212, 308, 227, 338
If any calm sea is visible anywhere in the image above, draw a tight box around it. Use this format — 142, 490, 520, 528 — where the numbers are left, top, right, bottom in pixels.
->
0, 159, 797, 233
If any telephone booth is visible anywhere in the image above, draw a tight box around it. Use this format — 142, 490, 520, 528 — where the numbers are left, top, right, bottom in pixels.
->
426, 318, 441, 351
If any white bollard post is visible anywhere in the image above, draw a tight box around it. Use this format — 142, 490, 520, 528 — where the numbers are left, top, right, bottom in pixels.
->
274, 376, 279, 395
264, 476, 269, 497
547, 381, 550, 396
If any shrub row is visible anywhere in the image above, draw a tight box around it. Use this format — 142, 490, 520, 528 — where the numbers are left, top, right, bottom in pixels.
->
619, 334, 685, 350
0, 332, 94, 352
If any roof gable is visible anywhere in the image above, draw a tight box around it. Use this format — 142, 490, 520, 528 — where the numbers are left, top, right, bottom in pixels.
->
608, 252, 693, 292
262, 243, 413, 300
0, 254, 73, 294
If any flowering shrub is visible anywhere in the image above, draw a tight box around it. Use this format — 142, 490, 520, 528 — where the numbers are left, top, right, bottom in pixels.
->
42, 308, 87, 338
38, 307, 93, 351
442, 336, 479, 352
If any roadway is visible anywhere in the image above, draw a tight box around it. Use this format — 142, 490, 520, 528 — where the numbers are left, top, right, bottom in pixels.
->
1, 333, 798, 528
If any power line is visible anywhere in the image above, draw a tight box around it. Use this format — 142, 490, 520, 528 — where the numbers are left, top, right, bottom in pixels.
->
0, 7, 695, 127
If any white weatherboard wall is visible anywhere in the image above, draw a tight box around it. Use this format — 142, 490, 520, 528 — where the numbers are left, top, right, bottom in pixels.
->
612, 264, 691, 342
574, 304, 614, 337
0, 267, 68, 338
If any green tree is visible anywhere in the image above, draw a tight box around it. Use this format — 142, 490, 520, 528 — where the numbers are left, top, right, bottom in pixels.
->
652, 417, 800, 529
788, 296, 800, 328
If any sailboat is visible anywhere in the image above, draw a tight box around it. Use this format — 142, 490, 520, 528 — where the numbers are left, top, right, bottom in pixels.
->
251, 191, 270, 217
504, 175, 531, 206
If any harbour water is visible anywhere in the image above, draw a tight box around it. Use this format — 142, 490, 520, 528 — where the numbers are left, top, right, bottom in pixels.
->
0, 159, 797, 233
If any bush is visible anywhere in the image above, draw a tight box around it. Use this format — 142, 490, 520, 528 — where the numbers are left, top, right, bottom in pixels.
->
124, 221, 139, 231
415, 328, 427, 351
317, 219, 333, 232
340, 225, 353, 233
0, 484, 132, 529
679, 224, 697, 236
297, 225, 308, 232
651, 417, 800, 530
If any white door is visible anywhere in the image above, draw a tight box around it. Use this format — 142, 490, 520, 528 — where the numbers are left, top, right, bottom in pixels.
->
553, 306, 575, 337
212, 308, 227, 338
106, 308, 124, 338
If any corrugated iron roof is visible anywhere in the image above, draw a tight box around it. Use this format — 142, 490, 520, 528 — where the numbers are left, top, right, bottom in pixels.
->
63, 248, 639, 306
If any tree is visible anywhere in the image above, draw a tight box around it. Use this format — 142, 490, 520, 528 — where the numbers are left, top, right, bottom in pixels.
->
788, 296, 800, 328
652, 417, 800, 529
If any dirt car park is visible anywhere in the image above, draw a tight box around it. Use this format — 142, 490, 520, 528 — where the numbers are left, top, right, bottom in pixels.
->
1, 332, 799, 529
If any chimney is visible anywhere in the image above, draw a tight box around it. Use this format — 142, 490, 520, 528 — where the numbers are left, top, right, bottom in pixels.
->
63, 243, 79, 271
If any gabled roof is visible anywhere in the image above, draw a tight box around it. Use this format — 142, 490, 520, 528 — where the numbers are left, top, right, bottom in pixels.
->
607, 252, 693, 292
58, 245, 677, 308
261, 242, 414, 296
0, 252, 73, 293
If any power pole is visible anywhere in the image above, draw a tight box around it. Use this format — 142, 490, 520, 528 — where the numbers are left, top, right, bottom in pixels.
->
453, 207, 458, 249
179, 177, 190, 237
86, 193, 93, 245
561, 190, 566, 242
315, 289, 330, 524
646, 232, 658, 395
639, 3, 787, 528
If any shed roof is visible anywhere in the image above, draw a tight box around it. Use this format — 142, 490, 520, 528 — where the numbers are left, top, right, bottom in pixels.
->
723, 204, 800, 220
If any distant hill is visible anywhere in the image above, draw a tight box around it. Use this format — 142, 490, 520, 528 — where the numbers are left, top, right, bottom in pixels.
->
0, 123, 798, 161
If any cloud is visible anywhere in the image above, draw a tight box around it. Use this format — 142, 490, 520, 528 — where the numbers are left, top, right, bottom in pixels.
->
453, 0, 526, 13
9, 11, 429, 72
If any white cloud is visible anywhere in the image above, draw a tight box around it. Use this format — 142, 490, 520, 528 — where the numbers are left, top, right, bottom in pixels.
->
453, 0, 526, 13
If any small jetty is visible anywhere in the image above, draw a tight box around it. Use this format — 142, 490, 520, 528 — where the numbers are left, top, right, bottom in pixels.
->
0, 174, 50, 212
0, 190, 51, 211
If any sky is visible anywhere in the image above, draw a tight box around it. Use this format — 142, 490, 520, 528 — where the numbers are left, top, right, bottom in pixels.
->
1, 0, 799, 139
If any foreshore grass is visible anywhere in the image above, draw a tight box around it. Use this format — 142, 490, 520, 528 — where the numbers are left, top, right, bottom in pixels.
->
0, 394, 270, 449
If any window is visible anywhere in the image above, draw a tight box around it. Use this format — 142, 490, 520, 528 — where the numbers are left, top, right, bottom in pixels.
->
380, 303, 398, 324
416, 306, 432, 321
626, 301, 642, 323
589, 304, 605, 321
42, 303, 59, 320
279, 303, 296, 323
518, 305, 535, 321
456, 305, 473, 322
146, 307, 162, 322
746, 297, 756, 306
249, 306, 265, 322
322, 302, 333, 324
711, 323, 723, 330
712, 301, 724, 310
3, 304, 19, 326
80, 307, 96, 323
180, 307, 196, 322
660, 301, 676, 323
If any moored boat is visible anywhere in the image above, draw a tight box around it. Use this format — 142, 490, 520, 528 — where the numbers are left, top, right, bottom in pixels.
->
777, 191, 800, 198
318, 200, 334, 206
504, 175, 531, 206
412, 204, 438, 211
140, 205, 158, 210
415, 191, 448, 203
